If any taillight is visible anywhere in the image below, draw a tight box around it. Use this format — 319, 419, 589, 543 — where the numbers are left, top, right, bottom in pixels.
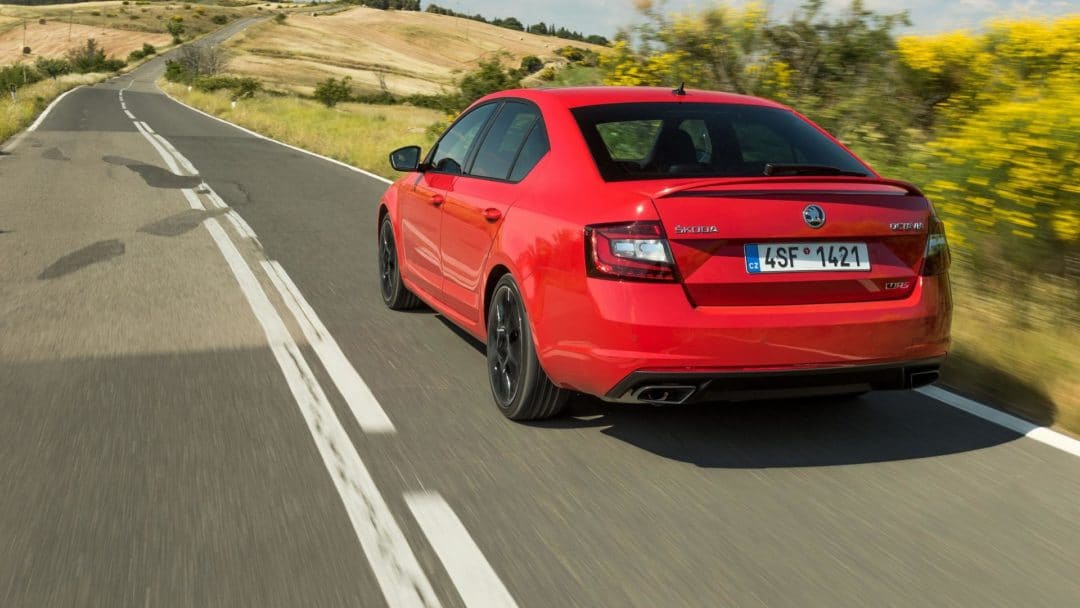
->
921, 216, 951, 276
585, 222, 677, 282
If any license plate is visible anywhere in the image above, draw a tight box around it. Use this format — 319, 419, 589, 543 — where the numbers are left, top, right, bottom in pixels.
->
745, 242, 871, 273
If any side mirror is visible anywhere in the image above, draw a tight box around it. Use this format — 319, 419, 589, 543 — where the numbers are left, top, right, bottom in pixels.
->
389, 146, 422, 172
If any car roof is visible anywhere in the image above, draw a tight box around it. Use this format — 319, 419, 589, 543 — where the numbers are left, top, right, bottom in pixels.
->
483, 86, 790, 111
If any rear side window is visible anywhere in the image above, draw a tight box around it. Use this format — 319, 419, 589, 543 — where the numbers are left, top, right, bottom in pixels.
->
470, 102, 541, 180
508, 124, 549, 182
429, 103, 497, 175
572, 102, 868, 181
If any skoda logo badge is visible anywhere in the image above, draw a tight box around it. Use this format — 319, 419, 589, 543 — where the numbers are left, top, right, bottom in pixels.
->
803, 205, 826, 229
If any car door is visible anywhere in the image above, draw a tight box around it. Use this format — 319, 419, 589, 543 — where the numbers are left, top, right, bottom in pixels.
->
398, 103, 497, 299
440, 101, 548, 322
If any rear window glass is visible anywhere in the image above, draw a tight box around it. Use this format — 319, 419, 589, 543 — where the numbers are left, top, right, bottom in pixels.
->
572, 102, 868, 181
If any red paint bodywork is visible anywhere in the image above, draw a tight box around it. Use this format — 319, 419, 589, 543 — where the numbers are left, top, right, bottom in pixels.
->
379, 87, 952, 398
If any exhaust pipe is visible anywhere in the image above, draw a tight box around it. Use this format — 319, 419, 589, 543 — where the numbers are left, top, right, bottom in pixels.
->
631, 385, 697, 405
908, 370, 939, 388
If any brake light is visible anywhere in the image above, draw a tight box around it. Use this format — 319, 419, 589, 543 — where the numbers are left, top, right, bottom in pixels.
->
921, 216, 951, 276
585, 222, 676, 281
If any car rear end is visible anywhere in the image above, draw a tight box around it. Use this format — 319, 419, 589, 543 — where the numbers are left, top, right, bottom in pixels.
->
537, 92, 952, 403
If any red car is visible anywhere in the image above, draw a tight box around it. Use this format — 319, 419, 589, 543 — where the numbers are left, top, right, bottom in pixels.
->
379, 86, 952, 420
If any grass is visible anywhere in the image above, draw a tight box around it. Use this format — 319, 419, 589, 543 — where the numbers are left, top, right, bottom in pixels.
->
0, 73, 106, 143
943, 263, 1079, 436
161, 81, 441, 177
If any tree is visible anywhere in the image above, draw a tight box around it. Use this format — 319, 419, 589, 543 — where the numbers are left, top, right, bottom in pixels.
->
167, 21, 185, 43
314, 76, 353, 107
459, 58, 521, 104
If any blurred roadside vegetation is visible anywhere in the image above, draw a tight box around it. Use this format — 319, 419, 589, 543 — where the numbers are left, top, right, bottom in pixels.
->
602, 0, 1078, 433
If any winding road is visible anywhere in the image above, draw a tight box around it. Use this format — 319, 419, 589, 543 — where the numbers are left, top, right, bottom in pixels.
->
2, 21, 1079, 608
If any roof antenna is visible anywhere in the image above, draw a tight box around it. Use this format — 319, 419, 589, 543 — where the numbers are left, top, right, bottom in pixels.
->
672, 82, 686, 96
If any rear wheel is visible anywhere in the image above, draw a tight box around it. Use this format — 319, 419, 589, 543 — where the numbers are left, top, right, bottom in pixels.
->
486, 275, 567, 420
378, 216, 421, 310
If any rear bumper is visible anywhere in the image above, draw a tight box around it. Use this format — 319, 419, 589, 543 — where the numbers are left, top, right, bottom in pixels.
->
604, 357, 944, 404
533, 275, 952, 397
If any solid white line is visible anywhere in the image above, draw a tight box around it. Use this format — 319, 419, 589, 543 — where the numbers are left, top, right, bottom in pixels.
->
124, 109, 136, 119
405, 492, 519, 608
28, 85, 83, 132
229, 211, 258, 239
919, 386, 1080, 458
133, 120, 183, 175
132, 111, 436, 604
202, 186, 229, 209
151, 132, 199, 175
139, 121, 154, 134
204, 222, 439, 607
158, 84, 393, 185
262, 260, 396, 433
181, 189, 205, 211
225, 210, 256, 239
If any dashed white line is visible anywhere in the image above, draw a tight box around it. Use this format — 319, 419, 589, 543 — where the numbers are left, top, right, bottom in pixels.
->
262, 260, 396, 433
204, 221, 441, 608
129, 98, 441, 606
158, 84, 393, 184
406, 492, 519, 608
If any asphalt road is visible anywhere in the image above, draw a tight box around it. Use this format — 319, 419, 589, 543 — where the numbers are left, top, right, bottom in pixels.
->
2, 31, 1079, 608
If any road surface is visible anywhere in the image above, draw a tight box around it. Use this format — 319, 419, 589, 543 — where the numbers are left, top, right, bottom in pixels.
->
2, 28, 1079, 608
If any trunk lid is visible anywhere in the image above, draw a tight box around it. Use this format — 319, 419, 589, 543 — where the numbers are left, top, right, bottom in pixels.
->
646, 177, 931, 306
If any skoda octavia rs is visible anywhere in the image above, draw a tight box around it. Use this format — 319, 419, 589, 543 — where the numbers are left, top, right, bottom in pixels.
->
378, 86, 952, 420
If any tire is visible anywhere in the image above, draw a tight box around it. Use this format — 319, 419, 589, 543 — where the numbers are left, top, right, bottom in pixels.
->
486, 275, 567, 420
378, 216, 421, 310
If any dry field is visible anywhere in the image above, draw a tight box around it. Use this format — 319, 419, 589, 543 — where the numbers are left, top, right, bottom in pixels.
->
224, 6, 605, 95
0, 20, 171, 64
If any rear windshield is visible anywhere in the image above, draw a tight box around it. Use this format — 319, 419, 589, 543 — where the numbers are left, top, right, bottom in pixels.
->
571, 102, 869, 181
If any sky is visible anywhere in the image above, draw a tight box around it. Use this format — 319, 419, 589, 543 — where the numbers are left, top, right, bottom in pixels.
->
441, 0, 1078, 37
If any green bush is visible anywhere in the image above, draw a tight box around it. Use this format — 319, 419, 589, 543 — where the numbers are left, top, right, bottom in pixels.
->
164, 60, 192, 83
520, 55, 543, 75
274, 13, 286, 25
35, 57, 71, 79
142, 43, 156, 56
167, 21, 185, 43
212, 14, 229, 25
313, 76, 352, 107
128, 49, 146, 61
459, 58, 521, 105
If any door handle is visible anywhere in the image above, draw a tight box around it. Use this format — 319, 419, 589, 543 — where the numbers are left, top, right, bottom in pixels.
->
483, 208, 503, 222
430, 194, 445, 207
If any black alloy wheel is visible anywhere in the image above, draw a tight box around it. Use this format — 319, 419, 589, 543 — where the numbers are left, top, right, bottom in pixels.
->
486, 275, 567, 420
378, 216, 421, 310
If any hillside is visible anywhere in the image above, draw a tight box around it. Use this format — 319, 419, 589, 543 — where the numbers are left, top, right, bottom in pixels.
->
0, 1, 260, 65
223, 6, 606, 96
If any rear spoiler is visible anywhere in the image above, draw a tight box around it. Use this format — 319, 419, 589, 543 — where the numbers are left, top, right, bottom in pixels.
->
655, 176, 925, 199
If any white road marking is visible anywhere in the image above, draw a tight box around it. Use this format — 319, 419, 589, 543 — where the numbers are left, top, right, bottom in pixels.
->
130, 95, 440, 604
182, 189, 206, 211
202, 186, 229, 209
158, 84, 393, 184
225, 210, 257, 239
204, 221, 440, 608
139, 121, 154, 134
262, 260, 396, 433
406, 492, 519, 608
151, 132, 199, 175
28, 85, 84, 132
920, 386, 1080, 458
124, 109, 136, 119
133, 120, 183, 175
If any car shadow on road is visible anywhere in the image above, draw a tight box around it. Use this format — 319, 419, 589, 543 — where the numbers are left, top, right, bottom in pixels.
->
529, 390, 1022, 468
